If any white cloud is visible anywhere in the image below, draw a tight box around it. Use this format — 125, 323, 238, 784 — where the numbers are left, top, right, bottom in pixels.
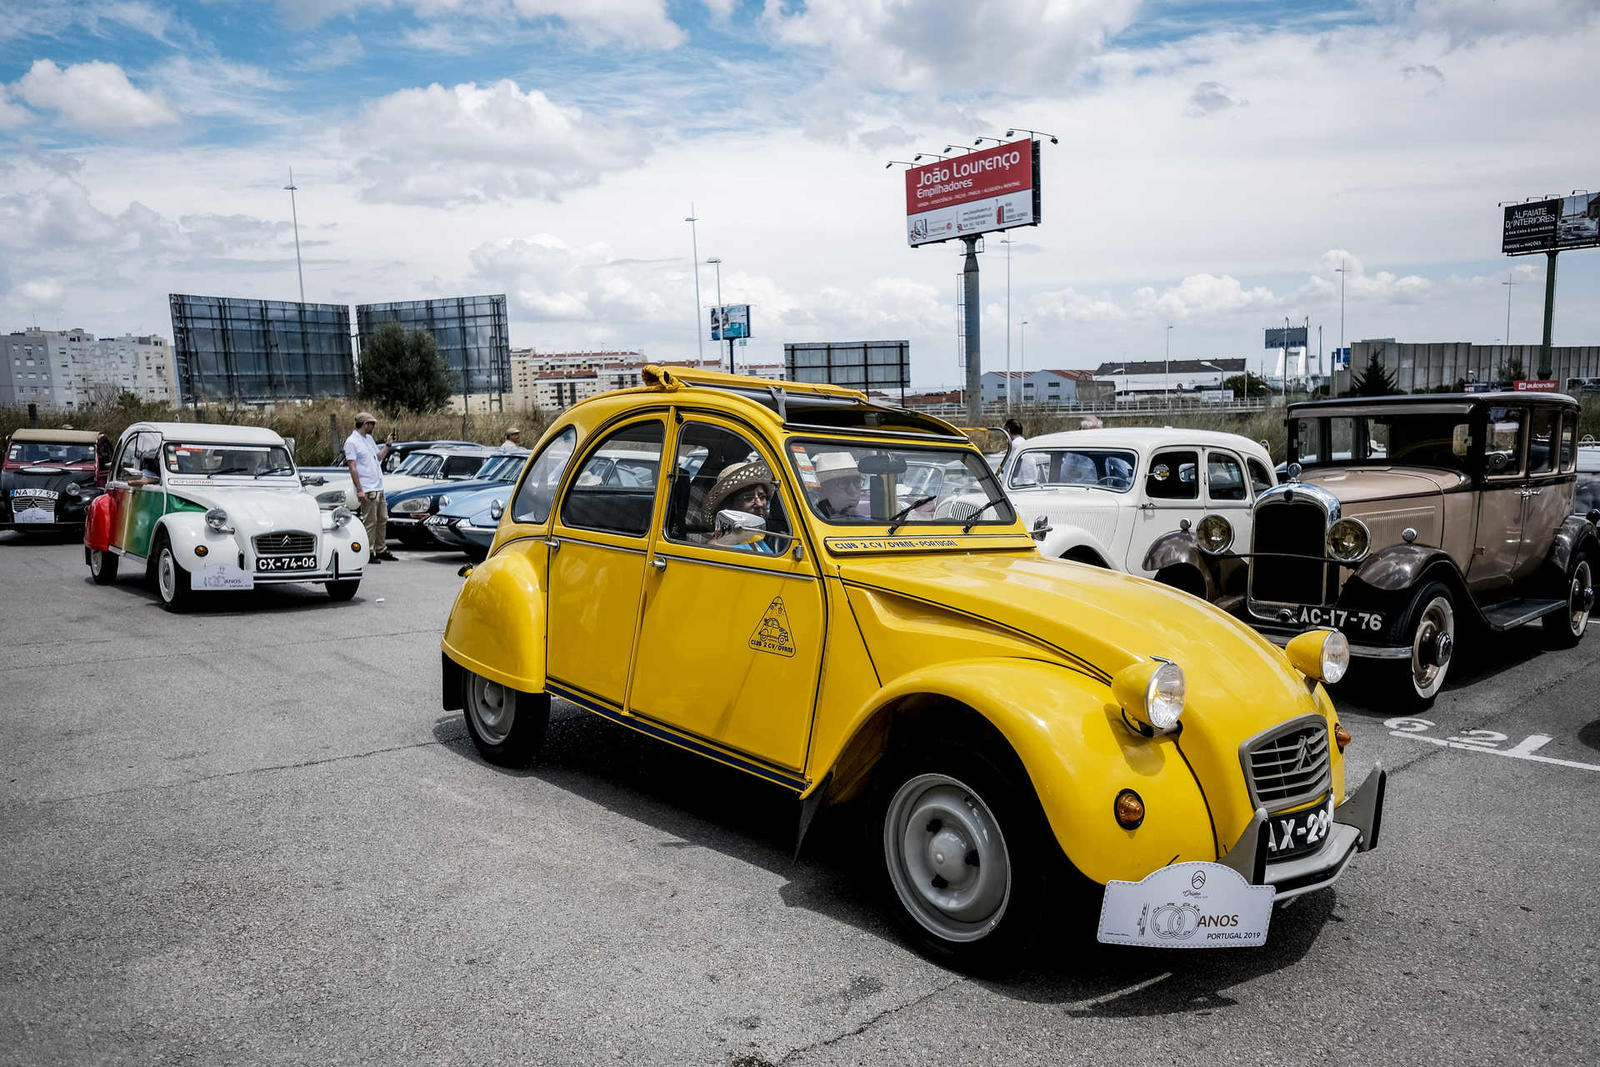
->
1032, 287, 1130, 324
15, 59, 178, 133
0, 85, 28, 127
1133, 274, 1279, 321
345, 79, 649, 205
148, 56, 284, 123
763, 0, 1140, 92
1370, 0, 1600, 42
277, 0, 684, 49
296, 33, 366, 71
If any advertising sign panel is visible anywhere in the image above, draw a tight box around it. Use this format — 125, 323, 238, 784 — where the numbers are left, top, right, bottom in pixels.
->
1265, 326, 1309, 349
1513, 379, 1559, 392
710, 305, 750, 341
1503, 192, 1600, 255
905, 140, 1040, 247
785, 341, 910, 392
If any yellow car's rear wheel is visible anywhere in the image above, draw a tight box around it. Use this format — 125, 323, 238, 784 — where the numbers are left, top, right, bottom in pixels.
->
462, 670, 549, 766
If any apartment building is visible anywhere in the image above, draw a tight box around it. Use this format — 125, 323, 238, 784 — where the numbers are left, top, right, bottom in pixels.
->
1, 328, 177, 409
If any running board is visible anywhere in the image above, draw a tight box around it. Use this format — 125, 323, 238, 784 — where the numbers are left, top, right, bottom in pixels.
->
1481, 598, 1564, 631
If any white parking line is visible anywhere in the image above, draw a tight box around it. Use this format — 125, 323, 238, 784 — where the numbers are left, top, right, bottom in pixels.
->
1385, 718, 1600, 773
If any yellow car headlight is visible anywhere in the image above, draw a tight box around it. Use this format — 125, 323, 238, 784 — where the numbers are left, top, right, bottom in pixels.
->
1326, 516, 1370, 562
1195, 513, 1233, 554
1286, 628, 1349, 684
1113, 657, 1186, 733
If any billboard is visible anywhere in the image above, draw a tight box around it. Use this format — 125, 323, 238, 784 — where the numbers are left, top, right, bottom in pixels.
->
710, 305, 750, 341
1265, 326, 1309, 349
356, 294, 509, 395
1503, 192, 1600, 255
168, 294, 354, 404
905, 140, 1041, 247
785, 341, 910, 392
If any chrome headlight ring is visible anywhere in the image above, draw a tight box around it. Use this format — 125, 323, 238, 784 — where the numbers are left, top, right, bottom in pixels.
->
204, 507, 233, 534
1195, 513, 1234, 555
1326, 516, 1370, 562
331, 506, 355, 528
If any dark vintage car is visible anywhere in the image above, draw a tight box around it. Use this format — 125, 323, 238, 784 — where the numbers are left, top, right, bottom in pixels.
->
2, 428, 110, 532
1149, 393, 1597, 705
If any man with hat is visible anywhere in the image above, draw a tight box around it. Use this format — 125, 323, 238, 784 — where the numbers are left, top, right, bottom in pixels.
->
701, 461, 778, 552
498, 427, 523, 452
344, 412, 398, 563
812, 451, 865, 519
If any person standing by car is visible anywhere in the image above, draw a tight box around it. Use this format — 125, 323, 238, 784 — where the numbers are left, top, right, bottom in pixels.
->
345, 412, 398, 563
498, 428, 523, 452
1004, 418, 1042, 485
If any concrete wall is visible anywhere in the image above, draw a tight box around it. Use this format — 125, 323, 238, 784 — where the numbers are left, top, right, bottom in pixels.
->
1347, 340, 1600, 393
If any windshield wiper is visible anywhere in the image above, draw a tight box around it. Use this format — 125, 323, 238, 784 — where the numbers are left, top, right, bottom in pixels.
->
205, 466, 249, 478
885, 495, 937, 535
961, 497, 1006, 533
254, 465, 296, 478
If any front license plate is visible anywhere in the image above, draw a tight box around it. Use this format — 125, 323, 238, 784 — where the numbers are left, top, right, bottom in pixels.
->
14, 508, 53, 524
1266, 796, 1333, 860
1292, 605, 1385, 633
256, 554, 317, 572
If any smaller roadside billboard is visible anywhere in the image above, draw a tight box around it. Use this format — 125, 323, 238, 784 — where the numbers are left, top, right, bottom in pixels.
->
1503, 192, 1600, 255
785, 341, 909, 392
1265, 326, 1309, 349
710, 305, 750, 341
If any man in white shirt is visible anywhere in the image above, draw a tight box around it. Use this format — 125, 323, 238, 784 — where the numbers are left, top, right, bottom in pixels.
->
344, 411, 398, 563
497, 427, 523, 452
1004, 418, 1043, 485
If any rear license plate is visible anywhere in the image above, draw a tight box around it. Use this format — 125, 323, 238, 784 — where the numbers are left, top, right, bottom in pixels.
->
1266, 796, 1333, 860
1291, 605, 1385, 633
256, 554, 317, 572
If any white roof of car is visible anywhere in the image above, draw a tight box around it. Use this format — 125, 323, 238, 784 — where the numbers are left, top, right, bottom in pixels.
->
122, 421, 286, 446
1018, 427, 1274, 463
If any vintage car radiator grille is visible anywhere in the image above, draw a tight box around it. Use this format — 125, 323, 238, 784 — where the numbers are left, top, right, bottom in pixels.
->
11, 496, 55, 516
1250, 500, 1326, 604
253, 530, 316, 556
1244, 720, 1332, 810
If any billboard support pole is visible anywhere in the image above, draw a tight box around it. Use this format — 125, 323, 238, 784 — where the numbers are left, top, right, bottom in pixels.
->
1540, 250, 1557, 380
962, 236, 981, 425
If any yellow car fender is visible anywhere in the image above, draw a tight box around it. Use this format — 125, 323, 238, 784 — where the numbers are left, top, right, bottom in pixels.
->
829, 656, 1217, 886
441, 551, 547, 694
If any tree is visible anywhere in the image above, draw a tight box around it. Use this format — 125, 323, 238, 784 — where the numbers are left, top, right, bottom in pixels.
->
1503, 355, 1526, 384
357, 323, 452, 414
1223, 372, 1270, 398
1350, 355, 1400, 396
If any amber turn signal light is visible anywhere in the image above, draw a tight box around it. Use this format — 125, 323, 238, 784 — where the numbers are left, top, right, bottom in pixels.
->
351, 542, 362, 553
1334, 723, 1352, 751
194, 544, 208, 557
1114, 789, 1145, 829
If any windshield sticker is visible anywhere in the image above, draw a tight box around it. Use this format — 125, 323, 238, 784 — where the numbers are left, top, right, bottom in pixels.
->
749, 596, 796, 657
825, 535, 1032, 553
791, 446, 822, 490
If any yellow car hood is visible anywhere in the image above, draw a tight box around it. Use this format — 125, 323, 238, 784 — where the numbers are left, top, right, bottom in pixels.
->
839, 551, 1332, 839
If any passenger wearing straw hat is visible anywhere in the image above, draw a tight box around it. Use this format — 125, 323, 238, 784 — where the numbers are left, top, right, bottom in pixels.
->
700, 461, 779, 553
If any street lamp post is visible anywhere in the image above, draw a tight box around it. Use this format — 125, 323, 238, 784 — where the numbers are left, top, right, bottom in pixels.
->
1335, 260, 1346, 398
1001, 238, 1012, 414
685, 206, 704, 366
1165, 324, 1173, 406
707, 256, 732, 373
1020, 320, 1028, 404
284, 167, 305, 303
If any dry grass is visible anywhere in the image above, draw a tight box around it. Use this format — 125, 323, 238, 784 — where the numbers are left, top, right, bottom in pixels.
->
0, 399, 553, 467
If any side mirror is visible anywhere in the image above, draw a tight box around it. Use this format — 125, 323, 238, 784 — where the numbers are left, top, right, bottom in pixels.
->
1031, 514, 1052, 542
714, 509, 767, 546
1588, 508, 1599, 526
283, 435, 296, 457
489, 498, 505, 521
300, 474, 327, 487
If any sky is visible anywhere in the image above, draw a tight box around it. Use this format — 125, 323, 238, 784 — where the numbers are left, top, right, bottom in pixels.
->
1, 0, 1598, 391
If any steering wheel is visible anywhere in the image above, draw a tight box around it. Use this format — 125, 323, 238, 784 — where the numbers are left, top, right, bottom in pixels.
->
1487, 451, 1509, 473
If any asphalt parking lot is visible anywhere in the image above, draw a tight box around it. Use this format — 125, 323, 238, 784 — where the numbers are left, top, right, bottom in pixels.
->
2, 531, 1597, 1066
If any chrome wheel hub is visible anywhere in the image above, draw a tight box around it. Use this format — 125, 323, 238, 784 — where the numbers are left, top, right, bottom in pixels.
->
1569, 562, 1592, 634
1411, 596, 1455, 698
157, 550, 175, 601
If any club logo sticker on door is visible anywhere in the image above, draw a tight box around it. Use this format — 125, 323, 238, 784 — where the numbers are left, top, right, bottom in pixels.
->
750, 597, 796, 657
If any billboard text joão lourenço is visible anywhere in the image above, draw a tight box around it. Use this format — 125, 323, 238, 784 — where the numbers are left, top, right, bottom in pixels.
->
905, 140, 1041, 247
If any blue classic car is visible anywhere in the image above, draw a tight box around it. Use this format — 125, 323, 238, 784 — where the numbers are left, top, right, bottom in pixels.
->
388, 449, 527, 546
421, 482, 509, 559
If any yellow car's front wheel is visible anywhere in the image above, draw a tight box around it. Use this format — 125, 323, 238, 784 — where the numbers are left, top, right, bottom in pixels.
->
874, 744, 1052, 967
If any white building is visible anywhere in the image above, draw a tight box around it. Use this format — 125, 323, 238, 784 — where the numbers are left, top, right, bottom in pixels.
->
1, 328, 176, 410
980, 368, 1100, 406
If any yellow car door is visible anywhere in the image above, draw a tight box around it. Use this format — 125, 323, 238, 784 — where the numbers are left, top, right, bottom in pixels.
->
627, 415, 825, 775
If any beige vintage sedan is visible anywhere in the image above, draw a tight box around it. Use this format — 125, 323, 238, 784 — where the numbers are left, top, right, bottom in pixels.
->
1157, 392, 1597, 705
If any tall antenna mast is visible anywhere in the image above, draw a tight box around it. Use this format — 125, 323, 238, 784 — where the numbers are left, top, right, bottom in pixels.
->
285, 167, 305, 303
